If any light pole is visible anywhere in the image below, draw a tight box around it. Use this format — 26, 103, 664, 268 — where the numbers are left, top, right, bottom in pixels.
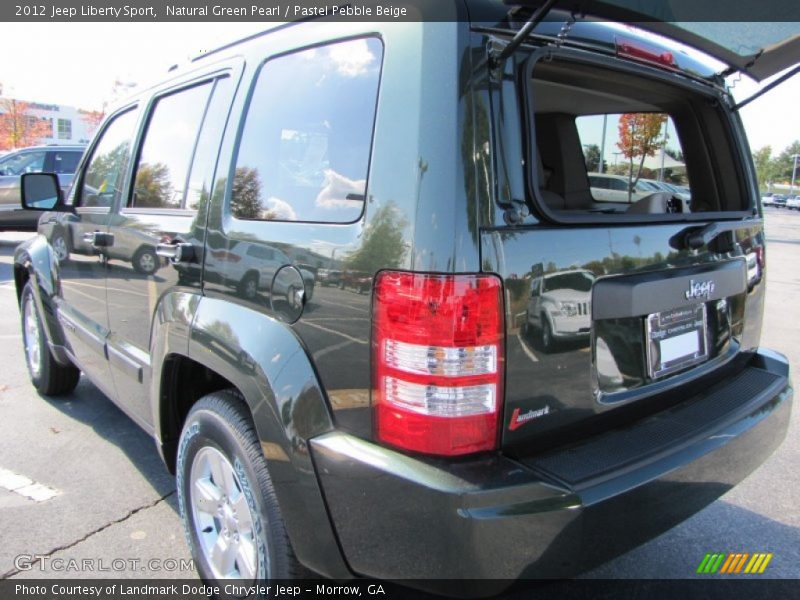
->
791, 154, 800, 196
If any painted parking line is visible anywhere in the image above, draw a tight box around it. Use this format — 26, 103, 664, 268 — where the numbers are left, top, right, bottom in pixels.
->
516, 329, 539, 363
0, 467, 60, 503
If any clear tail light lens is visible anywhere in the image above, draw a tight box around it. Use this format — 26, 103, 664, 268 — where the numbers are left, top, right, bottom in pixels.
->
372, 271, 504, 456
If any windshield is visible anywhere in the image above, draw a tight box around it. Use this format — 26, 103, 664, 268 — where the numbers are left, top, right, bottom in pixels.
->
543, 272, 595, 292
0, 151, 46, 176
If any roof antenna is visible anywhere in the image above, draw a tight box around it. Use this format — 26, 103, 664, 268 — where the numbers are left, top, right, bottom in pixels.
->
491, 0, 559, 70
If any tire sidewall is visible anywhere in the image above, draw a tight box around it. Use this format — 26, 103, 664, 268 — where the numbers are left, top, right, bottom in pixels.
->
134, 247, 158, 275
20, 284, 48, 390
176, 407, 270, 583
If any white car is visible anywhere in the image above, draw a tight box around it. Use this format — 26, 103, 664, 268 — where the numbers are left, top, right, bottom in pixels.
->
526, 269, 594, 351
587, 173, 655, 204
786, 195, 800, 210
761, 193, 775, 207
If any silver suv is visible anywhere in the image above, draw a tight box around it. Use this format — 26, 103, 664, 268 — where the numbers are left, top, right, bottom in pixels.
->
0, 145, 85, 231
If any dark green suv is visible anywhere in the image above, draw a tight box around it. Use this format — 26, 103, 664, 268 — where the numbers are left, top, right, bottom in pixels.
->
13, 3, 798, 592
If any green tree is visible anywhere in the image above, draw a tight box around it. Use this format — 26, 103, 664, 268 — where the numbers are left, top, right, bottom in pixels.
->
583, 144, 606, 172
133, 162, 174, 207
344, 204, 407, 273
775, 141, 800, 182
752, 146, 777, 190
230, 166, 264, 219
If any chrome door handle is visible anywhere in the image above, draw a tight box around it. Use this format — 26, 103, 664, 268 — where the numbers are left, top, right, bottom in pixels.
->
82, 231, 114, 247
156, 242, 195, 263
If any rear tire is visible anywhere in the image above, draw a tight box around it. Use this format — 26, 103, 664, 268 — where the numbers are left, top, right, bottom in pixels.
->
238, 273, 259, 300
20, 282, 80, 396
176, 390, 306, 583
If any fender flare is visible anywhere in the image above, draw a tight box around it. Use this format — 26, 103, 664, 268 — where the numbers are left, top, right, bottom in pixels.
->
13, 234, 72, 365
150, 294, 350, 579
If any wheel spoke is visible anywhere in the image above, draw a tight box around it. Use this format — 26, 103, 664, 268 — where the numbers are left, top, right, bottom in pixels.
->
193, 478, 222, 515
236, 537, 257, 580
232, 492, 254, 536
210, 534, 237, 577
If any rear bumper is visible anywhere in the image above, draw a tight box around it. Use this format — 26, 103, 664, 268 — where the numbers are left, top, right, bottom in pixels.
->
309, 349, 792, 592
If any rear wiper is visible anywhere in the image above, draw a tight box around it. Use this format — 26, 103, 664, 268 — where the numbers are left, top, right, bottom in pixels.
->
670, 219, 761, 251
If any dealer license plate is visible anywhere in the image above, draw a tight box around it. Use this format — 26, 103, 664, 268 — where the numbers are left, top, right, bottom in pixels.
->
645, 304, 708, 379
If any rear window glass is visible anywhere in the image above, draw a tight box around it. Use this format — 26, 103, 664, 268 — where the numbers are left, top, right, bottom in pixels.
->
576, 113, 690, 204
526, 56, 747, 219
542, 271, 594, 292
231, 37, 383, 223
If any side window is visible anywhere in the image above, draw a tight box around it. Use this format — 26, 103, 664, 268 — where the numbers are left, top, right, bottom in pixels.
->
80, 109, 139, 208
131, 82, 213, 209
0, 151, 46, 175
52, 151, 82, 174
610, 179, 628, 191
232, 37, 383, 223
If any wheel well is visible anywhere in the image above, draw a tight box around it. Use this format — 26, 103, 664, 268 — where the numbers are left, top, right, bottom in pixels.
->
14, 265, 29, 304
159, 354, 240, 473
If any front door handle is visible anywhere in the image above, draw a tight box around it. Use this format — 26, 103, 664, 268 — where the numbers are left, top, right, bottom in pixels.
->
156, 242, 195, 264
83, 231, 114, 247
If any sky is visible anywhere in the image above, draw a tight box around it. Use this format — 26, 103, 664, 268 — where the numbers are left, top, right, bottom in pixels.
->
0, 22, 798, 155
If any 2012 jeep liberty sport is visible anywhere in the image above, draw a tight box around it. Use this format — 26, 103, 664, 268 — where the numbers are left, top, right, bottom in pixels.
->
13, 1, 798, 593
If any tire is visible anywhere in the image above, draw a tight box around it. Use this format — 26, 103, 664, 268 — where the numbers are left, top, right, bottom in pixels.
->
20, 282, 80, 396
133, 246, 159, 275
238, 273, 259, 300
51, 229, 70, 262
539, 317, 554, 353
176, 390, 306, 582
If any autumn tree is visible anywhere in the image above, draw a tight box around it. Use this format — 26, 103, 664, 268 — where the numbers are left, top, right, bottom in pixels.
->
80, 110, 105, 137
0, 99, 52, 150
616, 113, 667, 202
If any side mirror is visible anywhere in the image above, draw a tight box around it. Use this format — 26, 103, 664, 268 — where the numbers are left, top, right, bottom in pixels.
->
21, 173, 64, 211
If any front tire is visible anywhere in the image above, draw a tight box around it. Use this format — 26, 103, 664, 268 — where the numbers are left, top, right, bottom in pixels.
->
133, 246, 159, 275
540, 318, 555, 353
51, 229, 70, 262
20, 282, 80, 396
177, 391, 305, 583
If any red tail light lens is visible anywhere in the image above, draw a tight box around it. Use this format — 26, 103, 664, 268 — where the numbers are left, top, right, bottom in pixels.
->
616, 38, 676, 69
372, 271, 504, 456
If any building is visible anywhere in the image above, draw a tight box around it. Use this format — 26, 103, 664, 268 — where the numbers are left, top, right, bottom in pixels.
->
0, 98, 97, 146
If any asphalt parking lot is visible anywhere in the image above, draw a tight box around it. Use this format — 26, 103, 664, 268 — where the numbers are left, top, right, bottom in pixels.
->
0, 208, 798, 582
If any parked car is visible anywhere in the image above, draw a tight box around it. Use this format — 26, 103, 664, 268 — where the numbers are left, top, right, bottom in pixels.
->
772, 194, 788, 208
525, 269, 593, 352
786, 195, 800, 210
317, 268, 342, 287
0, 145, 85, 231
761, 192, 775, 206
12, 5, 796, 593
587, 172, 654, 204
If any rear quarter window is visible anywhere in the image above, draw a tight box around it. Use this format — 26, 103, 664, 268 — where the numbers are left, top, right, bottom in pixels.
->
230, 37, 383, 224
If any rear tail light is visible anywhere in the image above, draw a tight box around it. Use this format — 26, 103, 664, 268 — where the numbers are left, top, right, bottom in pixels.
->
372, 271, 504, 456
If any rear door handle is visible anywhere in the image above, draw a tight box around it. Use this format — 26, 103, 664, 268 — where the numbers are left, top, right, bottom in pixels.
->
156, 242, 195, 264
82, 231, 114, 247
